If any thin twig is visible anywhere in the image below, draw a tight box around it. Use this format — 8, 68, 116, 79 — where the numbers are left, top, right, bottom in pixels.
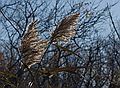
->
107, 4, 120, 40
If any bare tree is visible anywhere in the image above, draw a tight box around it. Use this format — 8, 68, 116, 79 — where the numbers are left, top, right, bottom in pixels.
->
0, 0, 120, 88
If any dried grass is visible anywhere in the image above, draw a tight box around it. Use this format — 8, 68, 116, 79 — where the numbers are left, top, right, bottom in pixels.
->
51, 13, 80, 42
21, 20, 48, 68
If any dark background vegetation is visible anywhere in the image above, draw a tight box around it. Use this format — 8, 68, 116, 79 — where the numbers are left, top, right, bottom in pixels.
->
0, 0, 120, 88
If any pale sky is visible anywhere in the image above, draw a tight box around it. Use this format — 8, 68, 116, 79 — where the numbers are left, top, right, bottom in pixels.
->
100, 0, 120, 19
0, 0, 120, 38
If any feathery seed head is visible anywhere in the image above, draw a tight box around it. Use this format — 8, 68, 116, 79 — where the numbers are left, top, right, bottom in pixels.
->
21, 20, 48, 68
51, 13, 80, 43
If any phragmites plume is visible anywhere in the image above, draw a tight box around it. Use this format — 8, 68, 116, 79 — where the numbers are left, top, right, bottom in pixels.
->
51, 13, 80, 43
21, 20, 48, 68
20, 13, 79, 68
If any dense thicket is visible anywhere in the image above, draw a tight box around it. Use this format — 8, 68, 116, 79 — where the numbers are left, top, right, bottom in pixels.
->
0, 0, 120, 88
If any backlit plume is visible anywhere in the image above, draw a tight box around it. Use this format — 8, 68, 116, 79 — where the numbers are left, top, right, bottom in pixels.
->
51, 13, 80, 43
21, 20, 48, 68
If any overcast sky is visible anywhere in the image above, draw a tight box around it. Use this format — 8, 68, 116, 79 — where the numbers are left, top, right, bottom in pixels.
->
101, 0, 120, 19
0, 0, 119, 38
